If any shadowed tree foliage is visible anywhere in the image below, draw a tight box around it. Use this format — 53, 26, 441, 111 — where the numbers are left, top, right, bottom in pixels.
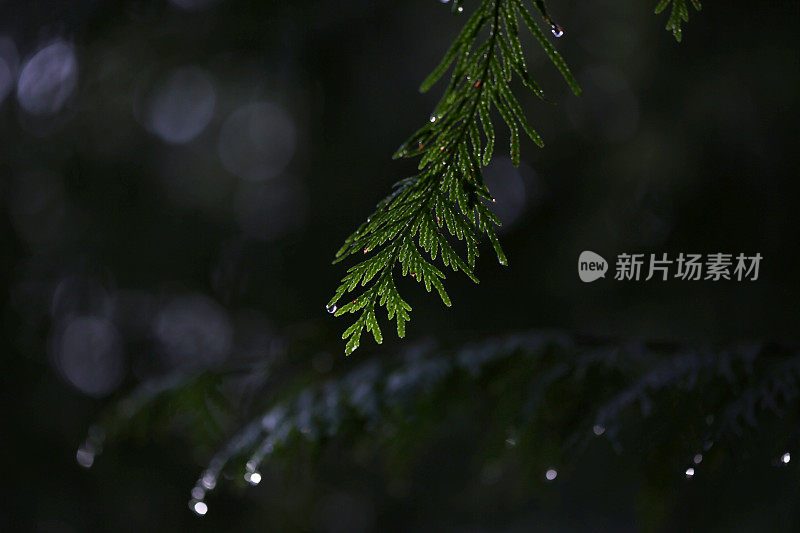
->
84, 330, 800, 526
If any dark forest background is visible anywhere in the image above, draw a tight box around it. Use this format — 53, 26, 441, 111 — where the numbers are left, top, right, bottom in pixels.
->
2, 0, 799, 530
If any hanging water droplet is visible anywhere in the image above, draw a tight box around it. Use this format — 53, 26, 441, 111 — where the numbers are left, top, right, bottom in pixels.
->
190, 499, 208, 516
326, 304, 337, 314
592, 425, 606, 436
76, 445, 95, 468
550, 23, 564, 38
244, 471, 262, 486
200, 471, 216, 490
545, 468, 557, 481
693, 454, 703, 464
191, 486, 205, 500
429, 115, 437, 123
782, 452, 791, 464
457, 5, 463, 12
684, 467, 695, 478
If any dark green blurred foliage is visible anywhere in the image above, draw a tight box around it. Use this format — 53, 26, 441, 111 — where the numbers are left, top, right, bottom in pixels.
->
88, 332, 800, 530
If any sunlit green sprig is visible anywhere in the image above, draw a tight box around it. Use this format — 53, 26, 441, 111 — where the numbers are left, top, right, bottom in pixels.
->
655, 0, 701, 42
328, 0, 580, 355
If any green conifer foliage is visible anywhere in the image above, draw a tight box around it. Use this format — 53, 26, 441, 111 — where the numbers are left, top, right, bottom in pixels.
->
328, 0, 580, 354
655, 0, 702, 42
329, 0, 701, 355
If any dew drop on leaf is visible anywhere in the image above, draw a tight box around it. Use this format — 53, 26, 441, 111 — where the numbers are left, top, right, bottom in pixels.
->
76, 446, 95, 468
550, 23, 564, 38
200, 471, 216, 490
244, 471, 262, 485
326, 304, 337, 314
190, 499, 208, 516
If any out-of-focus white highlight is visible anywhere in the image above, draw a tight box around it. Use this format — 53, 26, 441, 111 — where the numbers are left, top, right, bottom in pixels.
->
218, 102, 296, 182
17, 41, 78, 115
53, 316, 124, 397
145, 67, 216, 144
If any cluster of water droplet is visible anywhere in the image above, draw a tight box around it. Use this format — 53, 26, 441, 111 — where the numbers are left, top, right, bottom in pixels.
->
188, 468, 217, 516
76, 425, 105, 469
